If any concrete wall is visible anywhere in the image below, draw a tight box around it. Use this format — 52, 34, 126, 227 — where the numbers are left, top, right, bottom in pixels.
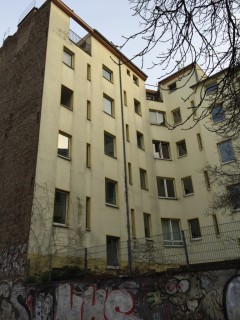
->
0, 266, 239, 319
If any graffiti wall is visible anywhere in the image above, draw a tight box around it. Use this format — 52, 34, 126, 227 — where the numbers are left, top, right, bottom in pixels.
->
0, 268, 240, 319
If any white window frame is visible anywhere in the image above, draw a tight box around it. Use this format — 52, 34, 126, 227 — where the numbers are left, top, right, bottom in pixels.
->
157, 177, 176, 199
161, 219, 183, 246
63, 48, 74, 68
58, 132, 71, 160
149, 110, 166, 126
103, 94, 114, 116
102, 65, 113, 82
153, 141, 171, 160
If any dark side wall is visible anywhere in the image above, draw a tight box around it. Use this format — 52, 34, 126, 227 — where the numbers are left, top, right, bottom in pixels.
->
0, 3, 50, 255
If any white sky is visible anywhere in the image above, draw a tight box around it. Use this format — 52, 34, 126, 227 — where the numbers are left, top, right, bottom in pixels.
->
0, 0, 164, 86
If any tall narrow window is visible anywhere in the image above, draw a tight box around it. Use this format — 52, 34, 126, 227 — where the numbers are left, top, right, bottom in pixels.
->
197, 133, 203, 150
63, 48, 74, 68
212, 105, 225, 123
134, 99, 141, 115
212, 214, 220, 236
128, 163, 133, 185
53, 190, 68, 225
188, 219, 201, 240
126, 124, 130, 142
172, 108, 182, 125
58, 132, 71, 159
204, 171, 211, 190
104, 132, 116, 157
182, 177, 194, 196
228, 184, 240, 210
86, 143, 91, 168
87, 64, 91, 81
105, 179, 117, 206
140, 169, 148, 190
131, 209, 136, 238
123, 91, 127, 106
143, 213, 151, 238
86, 197, 91, 230
136, 131, 144, 149
103, 94, 114, 116
107, 236, 119, 266
87, 100, 91, 120
61, 85, 73, 110
176, 140, 187, 157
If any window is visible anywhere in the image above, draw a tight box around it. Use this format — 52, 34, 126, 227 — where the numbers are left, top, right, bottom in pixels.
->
53, 190, 68, 225
107, 236, 119, 267
131, 209, 136, 238
157, 177, 176, 199
206, 82, 217, 94
143, 213, 151, 238
102, 65, 113, 82
161, 219, 182, 246
63, 48, 74, 68
127, 69, 130, 76
212, 105, 225, 123
140, 169, 148, 190
197, 133, 203, 150
103, 94, 114, 116
126, 124, 130, 142
172, 108, 182, 125
123, 91, 127, 106
204, 171, 211, 190
87, 100, 91, 120
168, 82, 177, 93
86, 143, 91, 168
176, 140, 187, 157
212, 214, 220, 236
188, 219, 201, 240
128, 163, 133, 185
58, 132, 71, 159
61, 85, 73, 110
228, 184, 240, 210
218, 140, 235, 163
136, 131, 144, 149
182, 177, 194, 196
149, 110, 165, 126
105, 178, 117, 206
134, 99, 141, 115
104, 132, 116, 157
87, 64, 91, 81
153, 141, 171, 160
133, 75, 139, 86
86, 197, 91, 230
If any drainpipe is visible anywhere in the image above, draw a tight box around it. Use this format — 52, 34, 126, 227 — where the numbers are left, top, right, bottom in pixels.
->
118, 60, 132, 274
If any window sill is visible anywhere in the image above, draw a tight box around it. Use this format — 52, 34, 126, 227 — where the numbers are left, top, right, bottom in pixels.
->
58, 155, 71, 161
60, 104, 73, 111
158, 196, 178, 200
104, 111, 115, 118
106, 203, 119, 209
135, 112, 142, 117
183, 193, 194, 197
221, 160, 236, 165
190, 237, 202, 241
53, 223, 68, 228
150, 123, 166, 127
105, 153, 117, 159
63, 62, 74, 70
86, 228, 91, 232
107, 265, 120, 269
178, 154, 188, 158
232, 208, 240, 213
164, 243, 183, 247
154, 157, 172, 161
137, 147, 145, 151
103, 76, 113, 83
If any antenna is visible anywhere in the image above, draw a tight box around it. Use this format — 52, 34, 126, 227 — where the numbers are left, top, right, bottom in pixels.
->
18, 0, 36, 25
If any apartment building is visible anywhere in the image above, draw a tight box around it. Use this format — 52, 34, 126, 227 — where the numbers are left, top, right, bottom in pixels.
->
0, 0, 239, 276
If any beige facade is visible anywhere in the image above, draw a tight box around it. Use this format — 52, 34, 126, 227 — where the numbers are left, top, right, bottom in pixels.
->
13, 1, 238, 273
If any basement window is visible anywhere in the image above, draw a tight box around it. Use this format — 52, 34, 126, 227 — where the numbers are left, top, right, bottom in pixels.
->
61, 85, 73, 110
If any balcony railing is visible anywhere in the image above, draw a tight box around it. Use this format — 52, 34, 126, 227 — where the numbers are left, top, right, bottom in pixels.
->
68, 29, 91, 56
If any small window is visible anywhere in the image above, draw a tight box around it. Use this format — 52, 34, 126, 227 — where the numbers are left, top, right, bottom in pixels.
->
140, 169, 148, 190
107, 236, 119, 267
188, 218, 201, 240
134, 99, 141, 115
86, 143, 91, 168
53, 190, 68, 225
197, 133, 203, 150
157, 177, 176, 198
136, 131, 144, 149
228, 184, 240, 210
128, 163, 133, 185
105, 178, 117, 206
87, 100, 91, 120
212, 214, 220, 236
153, 141, 171, 160
104, 132, 116, 157
161, 219, 182, 246
63, 48, 74, 68
123, 91, 127, 106
172, 108, 182, 125
143, 213, 151, 238
61, 85, 73, 110
87, 64, 91, 81
131, 209, 136, 238
168, 82, 177, 93
102, 65, 113, 82
182, 177, 194, 196
218, 140, 235, 163
127, 69, 130, 76
126, 124, 130, 142
58, 132, 71, 159
103, 94, 114, 116
149, 110, 165, 126
133, 75, 139, 86
191, 100, 197, 119
212, 105, 225, 123
204, 171, 211, 190
206, 82, 217, 94
86, 197, 91, 230
176, 140, 187, 157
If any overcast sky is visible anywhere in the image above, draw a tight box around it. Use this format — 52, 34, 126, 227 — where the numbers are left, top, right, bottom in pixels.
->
0, 0, 164, 86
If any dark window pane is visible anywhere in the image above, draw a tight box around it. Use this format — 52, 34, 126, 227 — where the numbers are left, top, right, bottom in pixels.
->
157, 178, 166, 197
166, 179, 175, 198
107, 236, 119, 266
53, 191, 67, 224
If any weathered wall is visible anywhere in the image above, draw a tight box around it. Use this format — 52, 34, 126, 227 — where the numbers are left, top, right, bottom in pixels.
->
0, 3, 50, 259
0, 267, 239, 319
